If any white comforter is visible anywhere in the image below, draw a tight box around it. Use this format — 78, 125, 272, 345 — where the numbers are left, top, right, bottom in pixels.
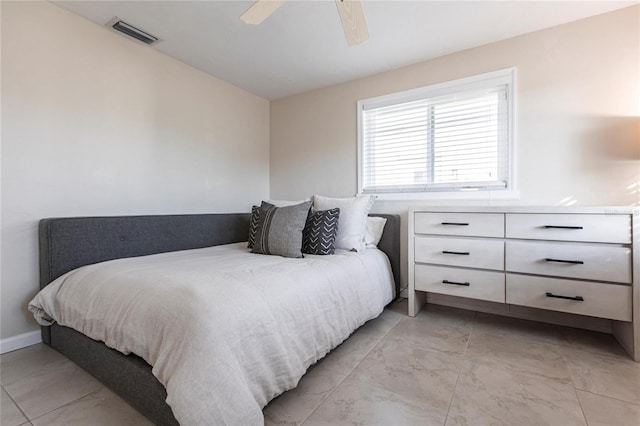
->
29, 242, 394, 425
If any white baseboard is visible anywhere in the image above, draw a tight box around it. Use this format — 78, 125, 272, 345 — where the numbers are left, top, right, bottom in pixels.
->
0, 330, 42, 354
399, 287, 409, 298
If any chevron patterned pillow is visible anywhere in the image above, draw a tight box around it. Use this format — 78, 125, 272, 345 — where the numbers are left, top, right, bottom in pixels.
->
247, 205, 260, 249
302, 208, 340, 255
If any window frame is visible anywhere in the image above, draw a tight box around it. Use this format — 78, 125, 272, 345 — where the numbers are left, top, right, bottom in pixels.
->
357, 68, 518, 201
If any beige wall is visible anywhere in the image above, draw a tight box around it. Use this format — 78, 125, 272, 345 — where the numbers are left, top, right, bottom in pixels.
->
270, 6, 640, 288
1, 1, 270, 341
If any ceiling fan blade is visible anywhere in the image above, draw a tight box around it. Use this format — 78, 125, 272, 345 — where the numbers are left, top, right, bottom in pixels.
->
335, 0, 369, 46
240, 0, 285, 25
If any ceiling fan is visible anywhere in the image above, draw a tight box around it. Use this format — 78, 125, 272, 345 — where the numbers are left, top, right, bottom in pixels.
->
240, 0, 369, 46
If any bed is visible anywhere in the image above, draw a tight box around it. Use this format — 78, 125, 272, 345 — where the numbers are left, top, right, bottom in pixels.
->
33, 213, 401, 425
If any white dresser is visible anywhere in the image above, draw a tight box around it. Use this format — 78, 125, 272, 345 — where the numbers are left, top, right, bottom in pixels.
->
408, 206, 639, 361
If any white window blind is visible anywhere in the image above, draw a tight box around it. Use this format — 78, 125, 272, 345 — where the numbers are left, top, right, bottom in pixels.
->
359, 70, 513, 195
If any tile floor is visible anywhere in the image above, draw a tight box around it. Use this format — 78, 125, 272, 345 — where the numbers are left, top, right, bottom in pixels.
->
2, 299, 639, 426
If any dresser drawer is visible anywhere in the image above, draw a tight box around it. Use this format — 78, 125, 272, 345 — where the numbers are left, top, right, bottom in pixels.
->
415, 236, 504, 270
414, 212, 504, 238
505, 240, 631, 284
415, 264, 505, 303
506, 274, 632, 321
506, 213, 630, 244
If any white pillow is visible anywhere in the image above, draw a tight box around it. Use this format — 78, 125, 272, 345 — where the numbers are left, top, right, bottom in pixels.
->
267, 198, 311, 207
365, 217, 387, 248
312, 195, 375, 252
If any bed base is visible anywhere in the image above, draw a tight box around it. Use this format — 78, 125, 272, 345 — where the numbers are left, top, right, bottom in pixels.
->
39, 213, 400, 425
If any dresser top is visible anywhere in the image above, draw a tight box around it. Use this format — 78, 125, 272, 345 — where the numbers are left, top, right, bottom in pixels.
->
409, 206, 639, 215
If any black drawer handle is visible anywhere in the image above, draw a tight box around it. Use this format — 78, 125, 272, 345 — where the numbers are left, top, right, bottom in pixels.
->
544, 225, 583, 230
545, 258, 584, 265
546, 292, 584, 301
443, 279, 470, 286
443, 250, 470, 255
441, 222, 469, 226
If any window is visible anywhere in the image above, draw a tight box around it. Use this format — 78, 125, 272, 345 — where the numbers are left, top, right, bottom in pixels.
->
357, 69, 515, 198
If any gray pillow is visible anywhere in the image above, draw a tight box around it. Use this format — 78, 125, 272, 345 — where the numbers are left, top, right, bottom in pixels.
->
247, 202, 275, 249
251, 201, 312, 258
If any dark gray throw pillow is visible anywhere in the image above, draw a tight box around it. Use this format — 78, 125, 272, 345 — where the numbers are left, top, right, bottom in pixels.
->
248, 202, 276, 249
252, 201, 312, 258
302, 208, 340, 255
247, 205, 260, 249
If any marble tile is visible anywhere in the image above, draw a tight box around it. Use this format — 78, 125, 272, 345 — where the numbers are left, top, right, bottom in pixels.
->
376, 309, 404, 325
384, 309, 473, 356
314, 329, 384, 376
577, 390, 640, 426
383, 297, 409, 318
464, 332, 572, 383
1, 387, 28, 426
31, 386, 152, 426
557, 327, 628, 358
473, 312, 564, 345
417, 304, 477, 329
1, 344, 67, 386
358, 312, 403, 337
304, 376, 443, 426
264, 363, 347, 425
446, 361, 586, 426
315, 315, 400, 376
350, 337, 463, 423
4, 358, 102, 420
562, 348, 640, 405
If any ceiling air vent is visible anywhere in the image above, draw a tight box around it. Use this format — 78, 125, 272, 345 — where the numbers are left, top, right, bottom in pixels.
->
107, 18, 159, 45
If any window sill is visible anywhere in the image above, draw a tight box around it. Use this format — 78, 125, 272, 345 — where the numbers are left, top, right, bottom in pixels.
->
362, 189, 520, 202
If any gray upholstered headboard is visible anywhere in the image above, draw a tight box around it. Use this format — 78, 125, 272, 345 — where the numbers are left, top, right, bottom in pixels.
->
39, 213, 401, 293
39, 214, 251, 287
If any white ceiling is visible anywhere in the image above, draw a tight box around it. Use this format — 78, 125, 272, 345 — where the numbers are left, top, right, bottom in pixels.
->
52, 0, 637, 100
